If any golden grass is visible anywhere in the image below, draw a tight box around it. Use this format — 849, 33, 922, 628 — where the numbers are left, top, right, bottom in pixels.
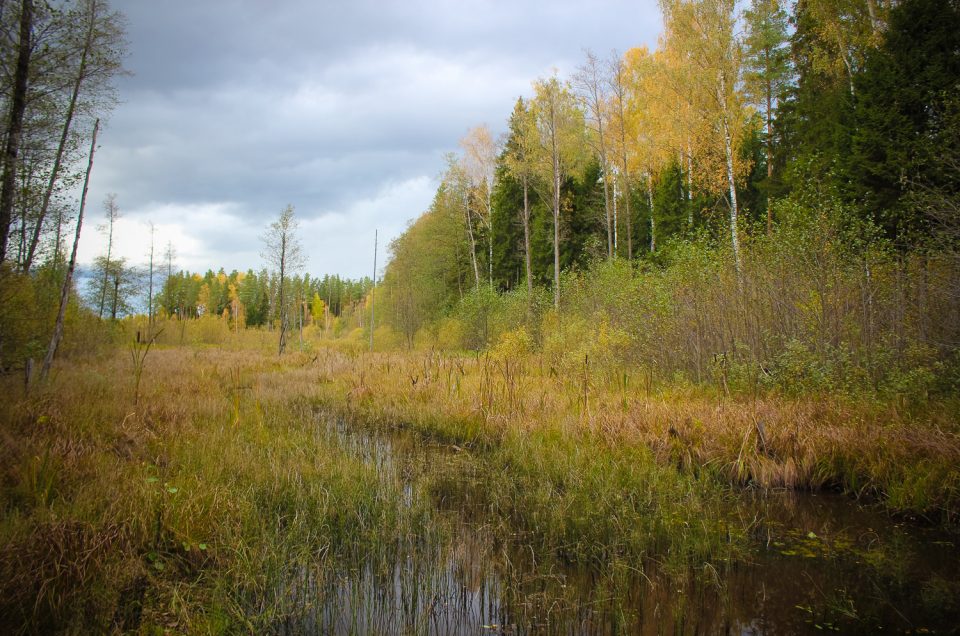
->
314, 348, 960, 521
0, 344, 429, 632
2, 337, 956, 631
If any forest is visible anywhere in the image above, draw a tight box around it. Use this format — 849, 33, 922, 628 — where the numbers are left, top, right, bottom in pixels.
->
1, 0, 959, 633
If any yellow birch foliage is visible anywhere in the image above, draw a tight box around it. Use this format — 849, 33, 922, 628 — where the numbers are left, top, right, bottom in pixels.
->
658, 0, 753, 195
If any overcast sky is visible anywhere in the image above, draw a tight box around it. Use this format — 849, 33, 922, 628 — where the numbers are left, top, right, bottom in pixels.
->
78, 0, 662, 280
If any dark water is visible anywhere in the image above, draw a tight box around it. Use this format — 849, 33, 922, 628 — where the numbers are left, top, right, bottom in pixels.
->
279, 414, 960, 635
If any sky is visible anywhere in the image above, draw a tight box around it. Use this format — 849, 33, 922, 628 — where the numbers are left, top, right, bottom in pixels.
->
78, 0, 663, 280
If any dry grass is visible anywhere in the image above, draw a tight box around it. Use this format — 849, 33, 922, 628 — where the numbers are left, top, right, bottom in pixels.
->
2, 337, 956, 632
0, 344, 429, 632
315, 348, 960, 522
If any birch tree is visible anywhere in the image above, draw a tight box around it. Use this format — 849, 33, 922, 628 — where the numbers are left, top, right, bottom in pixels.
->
623, 46, 675, 253
40, 119, 98, 381
22, 0, 125, 272
803, 0, 889, 95
146, 221, 155, 323
573, 50, 614, 259
95, 193, 119, 318
606, 51, 635, 260
261, 205, 305, 355
531, 74, 585, 310
503, 97, 538, 297
460, 125, 497, 288
0, 0, 33, 263
660, 0, 750, 272
443, 154, 479, 289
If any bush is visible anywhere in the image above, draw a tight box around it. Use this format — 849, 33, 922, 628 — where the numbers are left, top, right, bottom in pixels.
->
490, 327, 532, 361
371, 325, 404, 352
435, 318, 465, 351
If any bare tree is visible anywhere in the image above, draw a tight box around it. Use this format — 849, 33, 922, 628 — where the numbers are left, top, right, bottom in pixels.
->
606, 51, 634, 260
40, 119, 98, 381
261, 205, 305, 355
460, 125, 498, 288
531, 74, 585, 310
95, 192, 119, 318
444, 155, 479, 288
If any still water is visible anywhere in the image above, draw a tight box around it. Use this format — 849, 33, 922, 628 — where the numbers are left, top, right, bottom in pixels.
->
278, 414, 959, 635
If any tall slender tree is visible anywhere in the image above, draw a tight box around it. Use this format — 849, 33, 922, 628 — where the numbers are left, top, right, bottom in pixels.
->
531, 74, 585, 310
625, 47, 680, 251
146, 221, 155, 323
96, 193, 119, 319
573, 50, 614, 259
40, 119, 98, 381
460, 125, 498, 288
444, 155, 479, 289
22, 0, 126, 272
660, 0, 749, 272
606, 51, 635, 260
503, 97, 538, 298
261, 205, 305, 355
743, 0, 792, 233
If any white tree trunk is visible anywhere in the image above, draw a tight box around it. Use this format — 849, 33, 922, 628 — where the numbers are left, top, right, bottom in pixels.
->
464, 196, 480, 288
522, 176, 532, 297
646, 173, 656, 253
612, 176, 618, 254
41, 120, 99, 381
721, 112, 741, 273
553, 167, 561, 310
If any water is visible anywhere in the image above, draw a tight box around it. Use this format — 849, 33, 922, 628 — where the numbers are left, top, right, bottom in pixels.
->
279, 411, 960, 634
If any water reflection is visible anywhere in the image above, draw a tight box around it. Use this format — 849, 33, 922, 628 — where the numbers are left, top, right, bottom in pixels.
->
279, 413, 959, 634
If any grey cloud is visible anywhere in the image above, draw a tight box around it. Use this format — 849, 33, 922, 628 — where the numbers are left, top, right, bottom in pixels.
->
86, 0, 661, 277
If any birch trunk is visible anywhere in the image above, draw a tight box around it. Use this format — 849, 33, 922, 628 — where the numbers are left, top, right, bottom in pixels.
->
553, 167, 561, 310
41, 120, 98, 381
551, 102, 562, 311
624, 174, 633, 261
277, 233, 288, 355
612, 177, 618, 254
766, 63, 773, 236
464, 195, 480, 289
646, 173, 656, 253
488, 196, 493, 289
24, 0, 98, 272
721, 107, 741, 273
522, 175, 532, 297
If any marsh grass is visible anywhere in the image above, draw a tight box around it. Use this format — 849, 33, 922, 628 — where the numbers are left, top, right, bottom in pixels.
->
2, 340, 957, 632
316, 348, 960, 524
0, 347, 433, 632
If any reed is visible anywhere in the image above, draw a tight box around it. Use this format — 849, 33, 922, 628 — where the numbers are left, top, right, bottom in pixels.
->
315, 348, 960, 524
0, 347, 432, 632
3, 339, 956, 631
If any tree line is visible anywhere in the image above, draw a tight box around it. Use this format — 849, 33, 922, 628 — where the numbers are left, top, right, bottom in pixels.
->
387, 0, 958, 306
375, 0, 959, 397
155, 267, 372, 333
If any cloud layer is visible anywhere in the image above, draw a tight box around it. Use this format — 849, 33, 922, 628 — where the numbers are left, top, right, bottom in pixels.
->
78, 0, 661, 279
